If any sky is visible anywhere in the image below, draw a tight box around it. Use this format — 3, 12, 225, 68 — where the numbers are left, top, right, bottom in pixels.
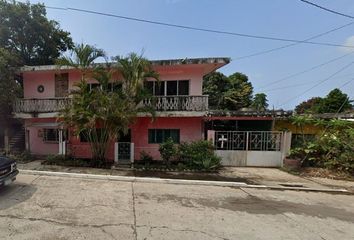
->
23, 0, 354, 110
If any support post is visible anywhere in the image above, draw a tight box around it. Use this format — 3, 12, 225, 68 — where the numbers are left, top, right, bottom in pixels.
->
114, 142, 118, 163
130, 143, 134, 163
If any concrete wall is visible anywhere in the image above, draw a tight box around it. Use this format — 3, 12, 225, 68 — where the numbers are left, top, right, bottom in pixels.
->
132, 117, 203, 160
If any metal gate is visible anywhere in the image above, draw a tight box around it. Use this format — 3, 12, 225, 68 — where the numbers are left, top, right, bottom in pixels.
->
211, 131, 289, 167
114, 142, 134, 164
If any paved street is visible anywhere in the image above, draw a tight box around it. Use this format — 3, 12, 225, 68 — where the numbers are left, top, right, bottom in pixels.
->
0, 173, 354, 240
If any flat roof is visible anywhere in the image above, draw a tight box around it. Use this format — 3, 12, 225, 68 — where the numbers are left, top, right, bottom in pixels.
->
19, 57, 231, 72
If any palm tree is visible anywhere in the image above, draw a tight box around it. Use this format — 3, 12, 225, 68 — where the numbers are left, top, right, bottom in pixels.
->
58, 46, 158, 165
56, 43, 106, 81
113, 53, 159, 104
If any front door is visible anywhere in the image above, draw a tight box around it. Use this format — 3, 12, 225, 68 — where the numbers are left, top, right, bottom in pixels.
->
55, 73, 69, 97
117, 130, 131, 163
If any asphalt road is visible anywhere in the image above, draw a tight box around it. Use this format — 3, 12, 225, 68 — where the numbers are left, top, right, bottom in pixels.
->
0, 173, 353, 240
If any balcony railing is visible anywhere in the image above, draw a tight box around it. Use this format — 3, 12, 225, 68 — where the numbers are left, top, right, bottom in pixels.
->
13, 95, 209, 114
13, 98, 71, 113
140, 95, 208, 111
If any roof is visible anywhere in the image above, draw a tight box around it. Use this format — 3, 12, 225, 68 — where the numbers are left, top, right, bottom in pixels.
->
205, 109, 293, 120
19, 57, 231, 72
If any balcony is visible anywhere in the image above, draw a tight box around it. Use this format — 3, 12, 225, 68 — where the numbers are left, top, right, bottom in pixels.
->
13, 96, 209, 115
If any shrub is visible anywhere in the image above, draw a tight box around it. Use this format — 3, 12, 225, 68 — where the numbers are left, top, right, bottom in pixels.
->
13, 150, 35, 163
140, 151, 153, 166
159, 138, 177, 167
289, 120, 354, 174
178, 140, 221, 171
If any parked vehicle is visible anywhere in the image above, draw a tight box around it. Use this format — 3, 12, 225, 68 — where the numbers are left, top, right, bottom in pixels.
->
0, 156, 19, 187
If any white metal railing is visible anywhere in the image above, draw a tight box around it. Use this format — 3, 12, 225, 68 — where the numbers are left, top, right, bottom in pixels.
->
14, 95, 209, 113
140, 95, 208, 111
13, 98, 71, 113
214, 131, 283, 151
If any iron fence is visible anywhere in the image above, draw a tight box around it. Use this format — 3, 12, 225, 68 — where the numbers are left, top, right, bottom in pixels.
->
214, 131, 282, 151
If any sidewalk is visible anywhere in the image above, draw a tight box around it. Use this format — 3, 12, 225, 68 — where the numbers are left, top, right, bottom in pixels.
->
17, 160, 353, 193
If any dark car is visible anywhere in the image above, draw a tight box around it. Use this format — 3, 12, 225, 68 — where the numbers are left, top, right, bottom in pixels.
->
0, 156, 19, 187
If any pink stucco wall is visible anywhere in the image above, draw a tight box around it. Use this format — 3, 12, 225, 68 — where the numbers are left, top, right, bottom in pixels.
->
25, 118, 59, 155
131, 117, 203, 160
25, 117, 204, 161
23, 72, 56, 98
22, 65, 206, 98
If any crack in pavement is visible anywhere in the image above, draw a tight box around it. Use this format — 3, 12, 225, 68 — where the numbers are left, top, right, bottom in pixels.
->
0, 214, 132, 229
131, 182, 138, 240
137, 224, 230, 240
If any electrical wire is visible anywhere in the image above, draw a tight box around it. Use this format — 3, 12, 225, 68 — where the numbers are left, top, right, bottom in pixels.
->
38, 5, 354, 49
299, 0, 354, 19
257, 51, 354, 90
278, 61, 354, 107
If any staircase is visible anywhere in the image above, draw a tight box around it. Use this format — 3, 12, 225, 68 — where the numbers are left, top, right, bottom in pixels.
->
9, 128, 25, 153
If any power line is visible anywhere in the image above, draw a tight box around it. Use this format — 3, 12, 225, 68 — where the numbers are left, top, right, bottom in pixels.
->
278, 61, 354, 107
299, 0, 354, 19
41, 5, 354, 49
261, 72, 354, 92
235, 21, 354, 60
257, 51, 354, 90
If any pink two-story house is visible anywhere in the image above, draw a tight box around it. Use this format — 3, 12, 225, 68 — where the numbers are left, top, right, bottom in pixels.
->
13, 57, 230, 163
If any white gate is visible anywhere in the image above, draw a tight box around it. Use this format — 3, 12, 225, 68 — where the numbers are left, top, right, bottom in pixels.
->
209, 131, 291, 167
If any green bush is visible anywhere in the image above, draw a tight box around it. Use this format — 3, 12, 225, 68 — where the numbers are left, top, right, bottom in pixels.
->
290, 120, 354, 174
178, 140, 221, 171
159, 138, 177, 167
140, 151, 153, 166
13, 150, 35, 163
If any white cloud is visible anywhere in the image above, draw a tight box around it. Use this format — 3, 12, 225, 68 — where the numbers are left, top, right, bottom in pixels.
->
340, 35, 354, 53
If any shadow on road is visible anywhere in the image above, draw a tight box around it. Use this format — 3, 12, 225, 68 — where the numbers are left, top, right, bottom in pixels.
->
0, 183, 37, 210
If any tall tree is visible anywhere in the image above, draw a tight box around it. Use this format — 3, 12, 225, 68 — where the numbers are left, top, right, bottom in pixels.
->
0, 48, 20, 125
203, 71, 253, 110
319, 88, 352, 113
252, 93, 268, 111
0, 0, 73, 65
202, 72, 229, 110
295, 97, 323, 114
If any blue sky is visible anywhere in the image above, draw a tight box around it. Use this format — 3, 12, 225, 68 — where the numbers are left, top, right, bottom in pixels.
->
25, 0, 354, 110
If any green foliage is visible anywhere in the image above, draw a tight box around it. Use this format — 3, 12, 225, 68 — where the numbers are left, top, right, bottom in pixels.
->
320, 88, 352, 113
290, 119, 354, 174
0, 0, 73, 65
159, 138, 177, 166
203, 71, 253, 110
252, 93, 268, 111
59, 44, 158, 164
12, 150, 34, 163
140, 151, 153, 166
295, 89, 352, 114
178, 140, 221, 170
0, 48, 21, 124
295, 97, 323, 114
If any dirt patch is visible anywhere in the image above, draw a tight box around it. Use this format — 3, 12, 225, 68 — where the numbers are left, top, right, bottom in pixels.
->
132, 170, 255, 184
298, 168, 354, 181
137, 193, 354, 223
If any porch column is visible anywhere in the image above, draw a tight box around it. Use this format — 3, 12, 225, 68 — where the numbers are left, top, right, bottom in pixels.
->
114, 142, 118, 163
207, 130, 215, 145
58, 129, 66, 155
130, 143, 135, 163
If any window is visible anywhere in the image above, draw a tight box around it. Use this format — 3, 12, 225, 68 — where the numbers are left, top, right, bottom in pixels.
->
43, 129, 59, 142
167, 81, 177, 95
145, 80, 190, 96
148, 129, 180, 144
178, 80, 189, 95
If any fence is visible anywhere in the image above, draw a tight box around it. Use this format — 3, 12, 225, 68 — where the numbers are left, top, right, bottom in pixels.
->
209, 130, 291, 167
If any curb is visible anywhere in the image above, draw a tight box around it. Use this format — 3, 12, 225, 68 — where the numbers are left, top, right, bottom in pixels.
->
19, 169, 349, 194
